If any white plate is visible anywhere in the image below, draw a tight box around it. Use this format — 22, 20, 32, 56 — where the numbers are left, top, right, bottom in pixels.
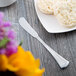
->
0, 0, 16, 7
34, 0, 76, 33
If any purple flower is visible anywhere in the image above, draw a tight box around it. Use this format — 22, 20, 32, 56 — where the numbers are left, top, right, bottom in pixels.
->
0, 29, 5, 40
0, 32, 4, 38
7, 40, 17, 48
0, 12, 18, 56
0, 48, 6, 54
0, 12, 4, 26
6, 45, 17, 56
6, 30, 16, 39
0, 36, 3, 40
3, 21, 11, 27
5, 40, 17, 56
0, 12, 4, 19
0, 19, 3, 26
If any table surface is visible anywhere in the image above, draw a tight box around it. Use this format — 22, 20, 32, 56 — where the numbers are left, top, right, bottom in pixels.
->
1, 0, 76, 76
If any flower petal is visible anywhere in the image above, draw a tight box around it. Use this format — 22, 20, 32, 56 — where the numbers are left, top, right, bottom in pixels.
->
34, 68, 45, 76
0, 55, 8, 71
35, 59, 40, 68
7, 64, 19, 72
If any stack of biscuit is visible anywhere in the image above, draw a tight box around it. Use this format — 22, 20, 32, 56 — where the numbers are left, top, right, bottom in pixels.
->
37, 0, 76, 28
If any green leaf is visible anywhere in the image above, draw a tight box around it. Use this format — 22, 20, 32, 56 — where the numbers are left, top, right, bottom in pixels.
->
0, 37, 9, 48
19, 41, 23, 46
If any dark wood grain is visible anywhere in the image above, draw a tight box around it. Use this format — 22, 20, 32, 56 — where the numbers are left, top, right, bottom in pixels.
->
1, 0, 76, 76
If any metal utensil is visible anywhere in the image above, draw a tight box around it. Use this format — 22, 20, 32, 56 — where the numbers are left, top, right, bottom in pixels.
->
19, 17, 69, 68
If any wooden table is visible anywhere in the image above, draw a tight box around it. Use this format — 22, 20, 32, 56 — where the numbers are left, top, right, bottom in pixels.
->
1, 0, 76, 76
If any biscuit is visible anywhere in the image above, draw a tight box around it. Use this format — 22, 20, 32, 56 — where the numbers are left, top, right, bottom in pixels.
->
53, 1, 76, 28
37, 0, 54, 15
